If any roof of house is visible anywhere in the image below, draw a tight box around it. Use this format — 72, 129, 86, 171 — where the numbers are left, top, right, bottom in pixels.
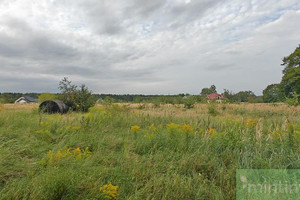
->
24, 96, 38, 102
15, 96, 38, 103
207, 92, 224, 100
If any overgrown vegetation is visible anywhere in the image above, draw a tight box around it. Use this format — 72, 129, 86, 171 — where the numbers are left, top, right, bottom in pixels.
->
58, 77, 95, 112
0, 103, 299, 199
38, 93, 57, 102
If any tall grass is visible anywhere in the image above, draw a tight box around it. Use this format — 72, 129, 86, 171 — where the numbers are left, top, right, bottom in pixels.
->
0, 103, 299, 199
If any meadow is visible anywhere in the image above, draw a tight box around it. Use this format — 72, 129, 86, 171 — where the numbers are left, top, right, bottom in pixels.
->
0, 103, 299, 199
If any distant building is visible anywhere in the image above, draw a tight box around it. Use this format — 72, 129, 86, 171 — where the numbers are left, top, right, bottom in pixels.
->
15, 96, 38, 104
207, 92, 225, 103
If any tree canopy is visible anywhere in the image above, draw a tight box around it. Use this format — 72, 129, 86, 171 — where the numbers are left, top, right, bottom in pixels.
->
201, 85, 217, 96
58, 77, 95, 112
280, 45, 300, 103
263, 84, 283, 103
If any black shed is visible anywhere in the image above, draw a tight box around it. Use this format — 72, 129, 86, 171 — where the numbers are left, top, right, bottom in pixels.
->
39, 100, 69, 114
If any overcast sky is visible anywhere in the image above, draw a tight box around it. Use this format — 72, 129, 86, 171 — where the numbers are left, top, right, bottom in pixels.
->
0, 0, 299, 95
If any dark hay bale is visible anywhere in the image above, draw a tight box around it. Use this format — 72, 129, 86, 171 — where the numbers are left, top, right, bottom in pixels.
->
39, 100, 69, 114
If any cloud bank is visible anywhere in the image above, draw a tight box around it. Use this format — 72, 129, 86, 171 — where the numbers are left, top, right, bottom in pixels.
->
0, 0, 300, 94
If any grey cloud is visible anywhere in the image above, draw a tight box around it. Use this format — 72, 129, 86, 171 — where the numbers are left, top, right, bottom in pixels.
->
62, 0, 225, 35
168, 0, 225, 28
0, 17, 78, 61
1, 0, 300, 94
205, 63, 235, 71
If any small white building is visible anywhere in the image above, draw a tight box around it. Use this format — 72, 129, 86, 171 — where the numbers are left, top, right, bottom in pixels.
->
15, 96, 38, 104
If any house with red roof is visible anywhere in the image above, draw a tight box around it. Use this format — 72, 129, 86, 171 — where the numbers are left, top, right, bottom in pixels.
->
207, 92, 225, 102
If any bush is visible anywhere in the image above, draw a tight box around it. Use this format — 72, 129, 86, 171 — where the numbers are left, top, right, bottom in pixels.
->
58, 77, 95, 112
207, 104, 219, 116
38, 93, 56, 102
285, 92, 300, 106
183, 97, 195, 109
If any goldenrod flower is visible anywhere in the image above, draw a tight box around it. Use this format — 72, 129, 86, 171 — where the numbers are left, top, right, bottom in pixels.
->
72, 126, 81, 130
130, 125, 141, 133
244, 119, 257, 128
41, 147, 92, 166
147, 124, 156, 132
268, 132, 281, 139
181, 124, 193, 134
167, 123, 180, 134
73, 147, 82, 160
99, 183, 118, 200
207, 128, 216, 134
67, 125, 81, 131
40, 121, 50, 126
55, 151, 63, 159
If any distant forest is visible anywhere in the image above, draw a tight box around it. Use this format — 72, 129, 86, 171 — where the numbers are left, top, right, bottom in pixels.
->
0, 90, 263, 104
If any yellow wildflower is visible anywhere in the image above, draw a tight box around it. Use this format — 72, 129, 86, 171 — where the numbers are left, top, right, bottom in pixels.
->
207, 128, 216, 134
67, 126, 81, 131
167, 123, 180, 134
40, 121, 50, 126
72, 126, 81, 131
41, 147, 92, 166
99, 183, 118, 200
130, 125, 141, 133
268, 132, 281, 140
181, 124, 193, 134
84, 112, 94, 121
55, 151, 63, 159
244, 119, 257, 128
73, 147, 81, 156
83, 147, 92, 158
47, 150, 54, 165
147, 124, 156, 131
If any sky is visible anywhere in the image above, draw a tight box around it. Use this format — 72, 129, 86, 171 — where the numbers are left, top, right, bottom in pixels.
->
0, 0, 300, 95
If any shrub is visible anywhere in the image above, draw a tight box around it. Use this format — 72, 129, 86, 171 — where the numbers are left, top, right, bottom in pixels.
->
183, 97, 195, 109
58, 77, 95, 112
207, 104, 219, 116
38, 93, 56, 102
285, 92, 300, 106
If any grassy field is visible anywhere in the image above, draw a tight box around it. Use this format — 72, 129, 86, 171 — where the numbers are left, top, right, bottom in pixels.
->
0, 103, 300, 199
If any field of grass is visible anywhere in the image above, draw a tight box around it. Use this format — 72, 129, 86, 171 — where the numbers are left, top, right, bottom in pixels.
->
0, 103, 300, 199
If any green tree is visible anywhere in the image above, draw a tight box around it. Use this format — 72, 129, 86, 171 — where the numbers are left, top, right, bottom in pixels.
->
58, 77, 95, 112
281, 67, 300, 97
280, 45, 300, 105
201, 85, 217, 96
223, 89, 235, 102
282, 45, 300, 74
281, 45, 300, 98
263, 84, 284, 103
235, 91, 256, 102
38, 93, 56, 102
